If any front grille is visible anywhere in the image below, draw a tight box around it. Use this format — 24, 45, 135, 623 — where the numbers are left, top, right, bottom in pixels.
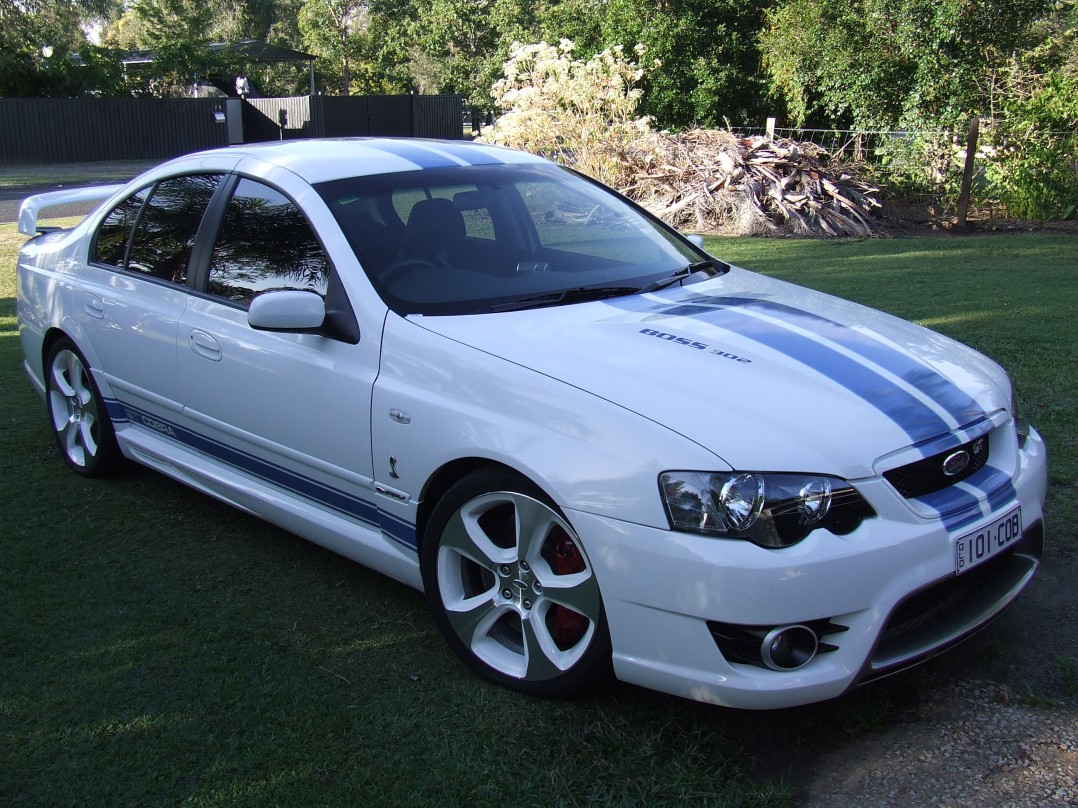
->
884, 434, 989, 498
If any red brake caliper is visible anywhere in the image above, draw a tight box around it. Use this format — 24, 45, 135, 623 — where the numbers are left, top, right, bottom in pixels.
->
551, 529, 588, 648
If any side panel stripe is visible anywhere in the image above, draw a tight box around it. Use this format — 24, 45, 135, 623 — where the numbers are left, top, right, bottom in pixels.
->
107, 399, 418, 550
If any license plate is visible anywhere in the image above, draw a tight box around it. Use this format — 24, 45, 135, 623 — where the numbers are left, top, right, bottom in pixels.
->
955, 506, 1022, 575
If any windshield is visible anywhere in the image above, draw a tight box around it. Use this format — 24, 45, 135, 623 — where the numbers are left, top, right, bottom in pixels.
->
316, 163, 720, 315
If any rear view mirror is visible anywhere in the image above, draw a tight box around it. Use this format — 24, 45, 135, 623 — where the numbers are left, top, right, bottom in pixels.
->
248, 290, 326, 331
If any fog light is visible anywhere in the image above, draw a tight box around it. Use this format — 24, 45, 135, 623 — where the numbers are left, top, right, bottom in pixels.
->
761, 625, 819, 671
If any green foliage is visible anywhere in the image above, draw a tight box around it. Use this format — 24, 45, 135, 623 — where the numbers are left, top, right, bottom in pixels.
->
979, 3, 1078, 219
983, 73, 1078, 219
761, 0, 1050, 129
481, 39, 658, 186
0, 0, 125, 96
541, 0, 772, 128
298, 0, 370, 95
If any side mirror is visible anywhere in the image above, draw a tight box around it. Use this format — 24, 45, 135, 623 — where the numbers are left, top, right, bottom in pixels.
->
248, 290, 326, 331
684, 233, 705, 249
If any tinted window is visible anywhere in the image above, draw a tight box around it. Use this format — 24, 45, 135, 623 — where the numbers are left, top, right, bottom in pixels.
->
518, 179, 646, 262
93, 187, 150, 267
317, 163, 706, 316
207, 179, 330, 305
126, 175, 222, 284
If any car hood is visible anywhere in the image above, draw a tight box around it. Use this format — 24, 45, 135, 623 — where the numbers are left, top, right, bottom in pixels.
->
410, 268, 1009, 478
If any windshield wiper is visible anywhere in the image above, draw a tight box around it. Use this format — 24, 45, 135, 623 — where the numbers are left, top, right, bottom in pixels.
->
488, 286, 640, 313
636, 261, 718, 294
484, 260, 724, 313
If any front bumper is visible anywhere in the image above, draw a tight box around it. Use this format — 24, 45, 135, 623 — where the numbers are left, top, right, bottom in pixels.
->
568, 427, 1048, 709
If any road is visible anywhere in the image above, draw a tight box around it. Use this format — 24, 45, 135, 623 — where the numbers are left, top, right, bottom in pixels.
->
1, 183, 107, 225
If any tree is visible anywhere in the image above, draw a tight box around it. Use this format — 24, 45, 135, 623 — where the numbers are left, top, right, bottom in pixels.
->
539, 0, 773, 128
100, 0, 218, 95
760, 0, 1051, 129
1, 0, 124, 96
299, 0, 371, 94
981, 0, 1078, 218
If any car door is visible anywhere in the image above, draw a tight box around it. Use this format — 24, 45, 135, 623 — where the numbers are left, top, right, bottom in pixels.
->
176, 175, 386, 540
79, 173, 225, 423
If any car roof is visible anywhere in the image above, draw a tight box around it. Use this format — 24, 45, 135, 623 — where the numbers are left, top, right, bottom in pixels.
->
178, 138, 550, 184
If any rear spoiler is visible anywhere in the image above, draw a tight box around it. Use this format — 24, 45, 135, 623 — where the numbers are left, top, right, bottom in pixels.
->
18, 184, 124, 236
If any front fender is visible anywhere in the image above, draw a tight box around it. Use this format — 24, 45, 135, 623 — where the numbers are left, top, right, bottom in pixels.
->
371, 314, 726, 535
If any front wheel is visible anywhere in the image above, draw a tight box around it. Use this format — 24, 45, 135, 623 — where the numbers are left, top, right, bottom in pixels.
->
421, 468, 611, 697
45, 339, 122, 476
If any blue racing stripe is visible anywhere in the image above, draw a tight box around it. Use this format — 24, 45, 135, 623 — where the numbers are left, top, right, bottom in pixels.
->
653, 299, 953, 444
910, 415, 993, 457
379, 510, 418, 549
745, 299, 985, 427
913, 464, 1016, 532
364, 141, 502, 169
108, 399, 418, 548
983, 467, 1018, 513
421, 140, 508, 166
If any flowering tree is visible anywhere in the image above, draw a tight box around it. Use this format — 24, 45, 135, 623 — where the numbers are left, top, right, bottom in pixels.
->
479, 39, 659, 188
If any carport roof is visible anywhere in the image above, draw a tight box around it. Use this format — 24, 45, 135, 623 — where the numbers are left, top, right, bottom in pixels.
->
208, 40, 317, 63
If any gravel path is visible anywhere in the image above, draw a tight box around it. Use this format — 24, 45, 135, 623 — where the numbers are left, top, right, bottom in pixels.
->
803, 682, 1078, 807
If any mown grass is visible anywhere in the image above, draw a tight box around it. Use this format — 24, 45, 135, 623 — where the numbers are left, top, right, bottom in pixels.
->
0, 161, 157, 188
2, 226, 1075, 806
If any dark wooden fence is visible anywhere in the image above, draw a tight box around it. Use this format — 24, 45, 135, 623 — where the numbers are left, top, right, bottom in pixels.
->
0, 95, 464, 164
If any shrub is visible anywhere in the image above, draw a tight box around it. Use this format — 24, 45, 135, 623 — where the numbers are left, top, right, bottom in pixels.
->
479, 39, 660, 189
981, 72, 1078, 220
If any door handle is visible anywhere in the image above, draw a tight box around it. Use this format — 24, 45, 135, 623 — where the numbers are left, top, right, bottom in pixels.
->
84, 294, 104, 319
188, 329, 222, 361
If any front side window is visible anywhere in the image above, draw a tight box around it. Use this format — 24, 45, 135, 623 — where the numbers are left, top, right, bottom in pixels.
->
126, 174, 222, 284
207, 179, 330, 305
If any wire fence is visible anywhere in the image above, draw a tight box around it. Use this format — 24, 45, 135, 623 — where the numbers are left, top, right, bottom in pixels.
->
729, 124, 958, 164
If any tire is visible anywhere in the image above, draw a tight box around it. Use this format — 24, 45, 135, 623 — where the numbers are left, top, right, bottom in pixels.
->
45, 339, 122, 477
421, 468, 612, 698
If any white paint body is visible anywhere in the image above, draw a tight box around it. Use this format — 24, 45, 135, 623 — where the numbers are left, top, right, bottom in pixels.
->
16, 140, 1048, 708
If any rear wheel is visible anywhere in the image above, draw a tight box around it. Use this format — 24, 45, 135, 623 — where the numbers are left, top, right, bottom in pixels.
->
45, 340, 121, 476
421, 468, 611, 697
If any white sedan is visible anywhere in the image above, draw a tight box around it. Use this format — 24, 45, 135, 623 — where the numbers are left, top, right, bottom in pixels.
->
16, 139, 1047, 708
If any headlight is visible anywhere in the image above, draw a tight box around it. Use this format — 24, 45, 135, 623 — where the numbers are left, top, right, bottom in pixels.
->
659, 471, 876, 548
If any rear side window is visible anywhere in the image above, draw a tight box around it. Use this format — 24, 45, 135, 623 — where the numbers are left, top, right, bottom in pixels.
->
125, 175, 222, 284
93, 187, 150, 268
206, 178, 330, 305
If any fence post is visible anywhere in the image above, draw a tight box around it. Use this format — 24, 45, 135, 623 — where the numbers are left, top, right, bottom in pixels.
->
766, 117, 776, 141
956, 117, 980, 228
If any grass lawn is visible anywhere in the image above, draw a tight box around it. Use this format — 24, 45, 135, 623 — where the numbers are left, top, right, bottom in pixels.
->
0, 161, 158, 188
2, 224, 1075, 806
